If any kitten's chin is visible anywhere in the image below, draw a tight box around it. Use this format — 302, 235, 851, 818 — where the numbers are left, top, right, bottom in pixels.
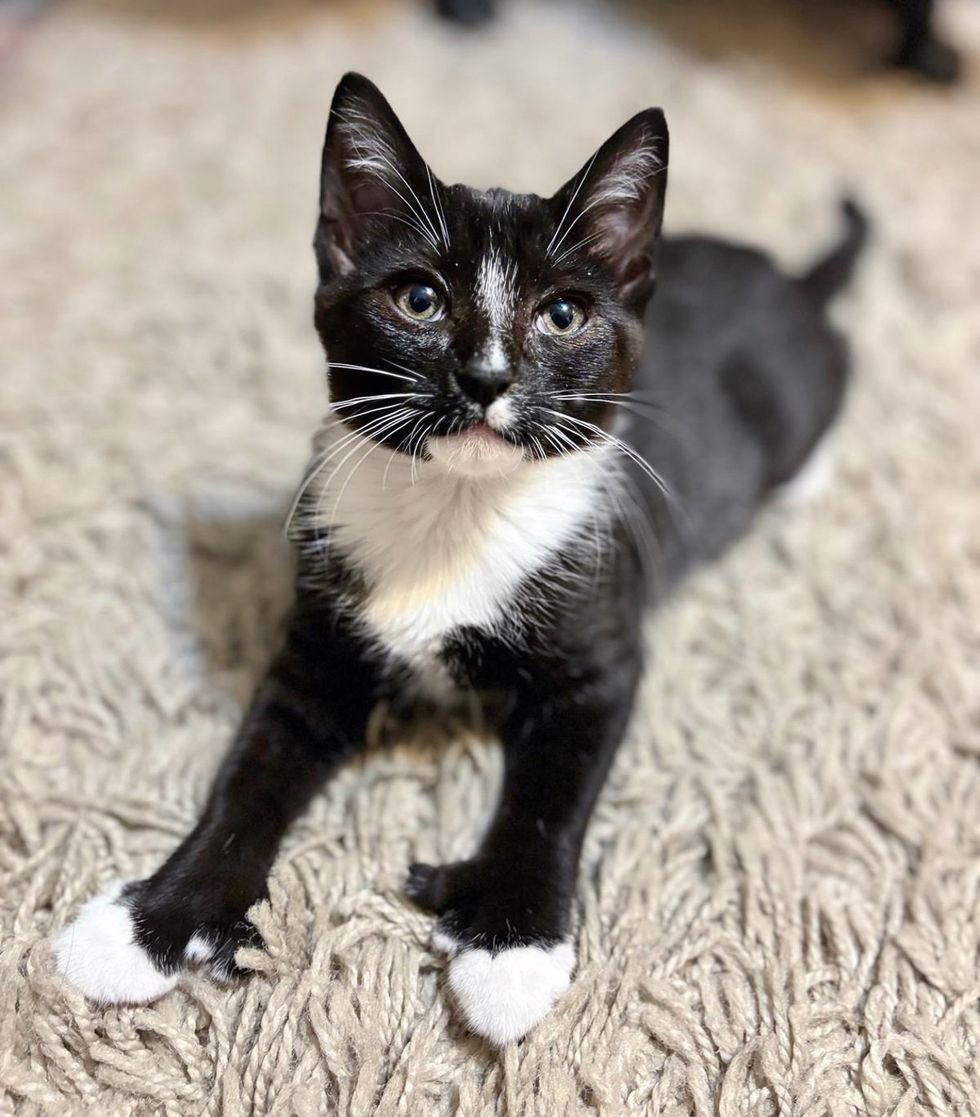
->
427, 425, 525, 479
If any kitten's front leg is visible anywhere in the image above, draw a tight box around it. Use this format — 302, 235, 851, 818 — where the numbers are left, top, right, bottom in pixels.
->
54, 598, 385, 1003
406, 646, 642, 1045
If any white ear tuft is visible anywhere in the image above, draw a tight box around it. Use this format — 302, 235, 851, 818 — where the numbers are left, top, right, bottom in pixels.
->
316, 73, 445, 280
549, 109, 668, 308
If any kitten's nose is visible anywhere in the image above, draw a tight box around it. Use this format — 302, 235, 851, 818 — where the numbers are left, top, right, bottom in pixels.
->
454, 365, 513, 408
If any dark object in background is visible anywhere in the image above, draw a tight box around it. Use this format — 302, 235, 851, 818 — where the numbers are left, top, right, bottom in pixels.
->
890, 0, 961, 82
436, 0, 494, 28
435, 0, 962, 84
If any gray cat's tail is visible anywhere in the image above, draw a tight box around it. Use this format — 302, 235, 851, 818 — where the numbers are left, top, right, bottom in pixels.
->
798, 198, 869, 310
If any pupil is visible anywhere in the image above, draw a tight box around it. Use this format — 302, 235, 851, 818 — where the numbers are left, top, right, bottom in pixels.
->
550, 301, 573, 330
409, 286, 433, 313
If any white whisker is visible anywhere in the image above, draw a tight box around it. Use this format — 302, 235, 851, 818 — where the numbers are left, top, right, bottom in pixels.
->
384, 359, 426, 381
532, 418, 662, 591
547, 194, 607, 261
599, 462, 664, 590
550, 388, 665, 403
350, 142, 440, 247
328, 362, 420, 385
285, 405, 413, 537
374, 156, 442, 247
404, 413, 430, 484
325, 411, 418, 531
330, 392, 418, 411
546, 150, 598, 258
333, 107, 442, 249
550, 392, 668, 425
315, 409, 416, 531
550, 392, 688, 445
551, 161, 667, 260
544, 408, 678, 513
425, 163, 450, 248
552, 231, 604, 266
382, 418, 423, 489
360, 208, 440, 248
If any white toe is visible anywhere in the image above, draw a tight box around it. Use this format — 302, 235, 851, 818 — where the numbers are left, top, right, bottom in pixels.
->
183, 933, 217, 964
431, 928, 461, 957
447, 940, 575, 1045
53, 883, 179, 1004
779, 433, 838, 506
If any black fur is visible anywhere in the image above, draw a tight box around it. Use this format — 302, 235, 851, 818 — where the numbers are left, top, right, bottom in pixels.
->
117, 76, 866, 1016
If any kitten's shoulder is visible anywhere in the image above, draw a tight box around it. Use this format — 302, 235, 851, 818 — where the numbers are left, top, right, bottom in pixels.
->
656, 233, 783, 291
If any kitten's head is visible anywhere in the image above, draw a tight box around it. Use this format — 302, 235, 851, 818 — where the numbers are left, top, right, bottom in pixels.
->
314, 73, 668, 478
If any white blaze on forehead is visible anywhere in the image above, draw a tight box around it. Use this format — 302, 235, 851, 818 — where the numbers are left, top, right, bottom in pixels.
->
476, 249, 517, 370
476, 250, 517, 331
483, 335, 508, 374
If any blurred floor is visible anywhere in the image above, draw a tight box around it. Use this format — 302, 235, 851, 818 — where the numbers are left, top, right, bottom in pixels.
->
2, 1, 979, 1113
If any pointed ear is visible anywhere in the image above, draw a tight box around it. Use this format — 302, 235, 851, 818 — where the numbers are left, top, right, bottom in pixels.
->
316, 73, 443, 282
548, 109, 668, 309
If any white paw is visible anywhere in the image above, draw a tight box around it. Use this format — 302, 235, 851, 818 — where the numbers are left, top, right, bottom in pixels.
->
779, 433, 838, 506
446, 940, 575, 1045
53, 883, 179, 1004
183, 933, 217, 964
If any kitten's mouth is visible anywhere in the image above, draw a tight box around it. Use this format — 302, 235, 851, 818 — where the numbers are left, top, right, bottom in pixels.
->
427, 421, 525, 478
459, 421, 502, 441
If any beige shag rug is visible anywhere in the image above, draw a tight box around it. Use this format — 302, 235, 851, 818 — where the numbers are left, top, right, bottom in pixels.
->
2, 1, 980, 1112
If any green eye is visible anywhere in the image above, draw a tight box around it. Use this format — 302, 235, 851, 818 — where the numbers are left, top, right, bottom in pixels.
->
394, 282, 445, 321
537, 297, 586, 336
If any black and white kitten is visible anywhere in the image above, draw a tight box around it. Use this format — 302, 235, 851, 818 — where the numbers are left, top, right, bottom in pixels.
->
55, 73, 866, 1045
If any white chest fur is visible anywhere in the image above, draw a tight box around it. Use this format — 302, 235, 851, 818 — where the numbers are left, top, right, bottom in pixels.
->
306, 419, 610, 671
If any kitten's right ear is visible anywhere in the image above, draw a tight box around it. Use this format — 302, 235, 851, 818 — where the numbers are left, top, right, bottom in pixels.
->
316, 73, 439, 283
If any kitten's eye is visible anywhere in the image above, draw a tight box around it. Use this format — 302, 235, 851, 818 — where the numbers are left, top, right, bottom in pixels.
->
394, 282, 445, 322
537, 297, 586, 337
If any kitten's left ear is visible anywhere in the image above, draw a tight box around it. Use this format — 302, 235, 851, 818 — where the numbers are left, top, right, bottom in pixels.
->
316, 73, 443, 282
548, 109, 668, 309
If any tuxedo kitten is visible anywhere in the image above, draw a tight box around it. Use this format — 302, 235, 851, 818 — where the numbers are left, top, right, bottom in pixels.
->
55, 73, 866, 1045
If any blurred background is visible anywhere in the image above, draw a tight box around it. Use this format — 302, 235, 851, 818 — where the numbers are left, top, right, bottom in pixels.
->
2, 1, 980, 1114
2, 0, 977, 525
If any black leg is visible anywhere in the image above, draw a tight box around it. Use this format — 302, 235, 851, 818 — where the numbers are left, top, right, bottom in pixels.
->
406, 643, 642, 1044
54, 599, 386, 1003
